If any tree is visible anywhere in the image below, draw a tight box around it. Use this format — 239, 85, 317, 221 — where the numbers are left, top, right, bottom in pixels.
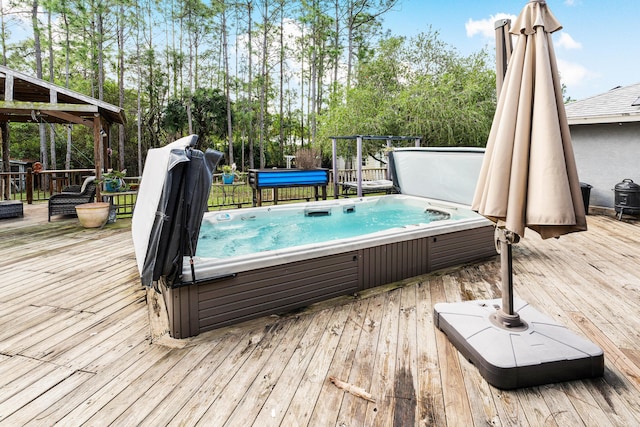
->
161, 98, 189, 139
344, 0, 398, 89
30, 0, 49, 176
5, 0, 473, 178
221, 3, 234, 164
193, 87, 228, 149
318, 30, 496, 160
182, 87, 229, 150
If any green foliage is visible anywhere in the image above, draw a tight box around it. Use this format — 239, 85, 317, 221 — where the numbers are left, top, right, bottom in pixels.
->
159, 88, 231, 150
7, 124, 40, 160
317, 29, 496, 160
162, 99, 189, 136
2, 0, 494, 176
191, 88, 230, 149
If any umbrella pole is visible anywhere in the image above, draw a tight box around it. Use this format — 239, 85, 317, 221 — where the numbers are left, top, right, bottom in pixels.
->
495, 228, 524, 328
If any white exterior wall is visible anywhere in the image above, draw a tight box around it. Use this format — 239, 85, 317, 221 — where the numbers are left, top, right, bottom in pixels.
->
570, 122, 640, 208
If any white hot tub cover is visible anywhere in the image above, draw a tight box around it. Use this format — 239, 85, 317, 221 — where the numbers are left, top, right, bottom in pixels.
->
388, 147, 485, 206
132, 135, 223, 287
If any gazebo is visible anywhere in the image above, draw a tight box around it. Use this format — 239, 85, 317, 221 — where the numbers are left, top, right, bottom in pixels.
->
0, 65, 126, 199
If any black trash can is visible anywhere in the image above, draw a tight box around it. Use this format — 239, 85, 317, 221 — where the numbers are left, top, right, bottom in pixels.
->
580, 182, 592, 215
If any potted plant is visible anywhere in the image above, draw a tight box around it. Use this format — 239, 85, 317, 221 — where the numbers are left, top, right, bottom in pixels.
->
100, 169, 128, 192
221, 163, 236, 184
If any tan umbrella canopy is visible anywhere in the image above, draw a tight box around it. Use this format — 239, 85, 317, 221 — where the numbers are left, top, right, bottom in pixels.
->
434, 0, 603, 390
473, 0, 587, 240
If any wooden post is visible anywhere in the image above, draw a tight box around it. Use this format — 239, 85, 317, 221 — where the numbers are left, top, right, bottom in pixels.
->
332, 138, 338, 199
93, 115, 102, 200
26, 168, 33, 204
356, 136, 363, 197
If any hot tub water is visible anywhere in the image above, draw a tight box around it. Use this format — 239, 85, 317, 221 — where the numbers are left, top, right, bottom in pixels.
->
197, 200, 458, 258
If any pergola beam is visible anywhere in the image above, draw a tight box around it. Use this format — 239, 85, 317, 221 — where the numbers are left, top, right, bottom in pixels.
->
41, 110, 94, 127
0, 100, 98, 113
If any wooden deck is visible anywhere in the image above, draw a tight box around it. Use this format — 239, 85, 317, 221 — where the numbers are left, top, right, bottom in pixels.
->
1, 203, 640, 426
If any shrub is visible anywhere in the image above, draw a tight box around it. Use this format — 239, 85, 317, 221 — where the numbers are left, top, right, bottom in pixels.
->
295, 148, 320, 169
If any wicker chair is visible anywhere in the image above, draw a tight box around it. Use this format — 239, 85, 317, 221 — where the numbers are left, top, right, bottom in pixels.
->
48, 176, 97, 221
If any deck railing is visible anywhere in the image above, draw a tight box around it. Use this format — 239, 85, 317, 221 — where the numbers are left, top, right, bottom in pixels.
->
1, 167, 390, 215
1, 169, 94, 203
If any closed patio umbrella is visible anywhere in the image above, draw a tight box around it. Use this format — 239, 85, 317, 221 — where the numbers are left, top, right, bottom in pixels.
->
434, 0, 602, 389
474, 1, 586, 240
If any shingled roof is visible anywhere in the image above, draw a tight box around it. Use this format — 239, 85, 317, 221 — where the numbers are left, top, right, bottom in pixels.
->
565, 82, 640, 125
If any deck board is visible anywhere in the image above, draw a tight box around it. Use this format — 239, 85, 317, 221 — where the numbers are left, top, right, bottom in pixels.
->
1, 203, 640, 426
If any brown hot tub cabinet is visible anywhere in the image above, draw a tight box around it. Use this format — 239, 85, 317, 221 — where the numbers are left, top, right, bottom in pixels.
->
133, 139, 494, 339
161, 225, 495, 338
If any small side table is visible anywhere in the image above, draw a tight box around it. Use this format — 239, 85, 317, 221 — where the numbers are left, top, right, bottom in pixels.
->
212, 182, 245, 207
102, 191, 138, 222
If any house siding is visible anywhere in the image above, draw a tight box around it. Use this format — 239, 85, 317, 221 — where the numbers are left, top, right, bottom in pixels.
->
570, 122, 640, 208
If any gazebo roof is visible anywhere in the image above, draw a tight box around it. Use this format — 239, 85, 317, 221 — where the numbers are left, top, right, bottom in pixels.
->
0, 65, 126, 126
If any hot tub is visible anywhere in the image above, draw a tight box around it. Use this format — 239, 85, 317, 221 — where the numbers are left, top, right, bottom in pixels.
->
133, 137, 496, 338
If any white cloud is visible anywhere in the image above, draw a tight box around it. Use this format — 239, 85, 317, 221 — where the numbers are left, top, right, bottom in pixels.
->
565, 0, 577, 6
556, 32, 582, 50
556, 58, 595, 87
466, 13, 517, 39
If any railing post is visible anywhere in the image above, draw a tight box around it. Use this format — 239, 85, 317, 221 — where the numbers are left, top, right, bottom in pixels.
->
332, 138, 339, 199
26, 168, 33, 204
356, 136, 363, 197
48, 171, 54, 196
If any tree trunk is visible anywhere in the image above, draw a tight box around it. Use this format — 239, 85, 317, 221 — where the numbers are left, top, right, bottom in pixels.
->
118, 2, 125, 171
247, 0, 254, 169
186, 6, 194, 134
258, 0, 268, 168
299, 24, 304, 147
235, 8, 243, 170
136, 4, 143, 174
333, 0, 339, 98
32, 0, 49, 178
96, 2, 104, 101
346, 4, 353, 90
47, 9, 56, 170
310, 0, 317, 146
63, 10, 72, 170
0, 0, 7, 66
278, 0, 284, 165
222, 7, 233, 164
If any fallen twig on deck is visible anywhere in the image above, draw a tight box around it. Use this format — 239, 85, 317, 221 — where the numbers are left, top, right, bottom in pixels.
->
329, 376, 376, 403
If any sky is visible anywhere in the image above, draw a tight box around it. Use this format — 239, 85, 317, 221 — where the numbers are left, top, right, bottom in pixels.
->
380, 0, 640, 101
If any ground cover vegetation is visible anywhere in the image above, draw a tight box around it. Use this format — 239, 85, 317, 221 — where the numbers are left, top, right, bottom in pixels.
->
0, 0, 495, 175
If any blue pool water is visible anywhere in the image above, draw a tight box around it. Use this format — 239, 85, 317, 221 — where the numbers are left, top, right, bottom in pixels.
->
196, 201, 456, 259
